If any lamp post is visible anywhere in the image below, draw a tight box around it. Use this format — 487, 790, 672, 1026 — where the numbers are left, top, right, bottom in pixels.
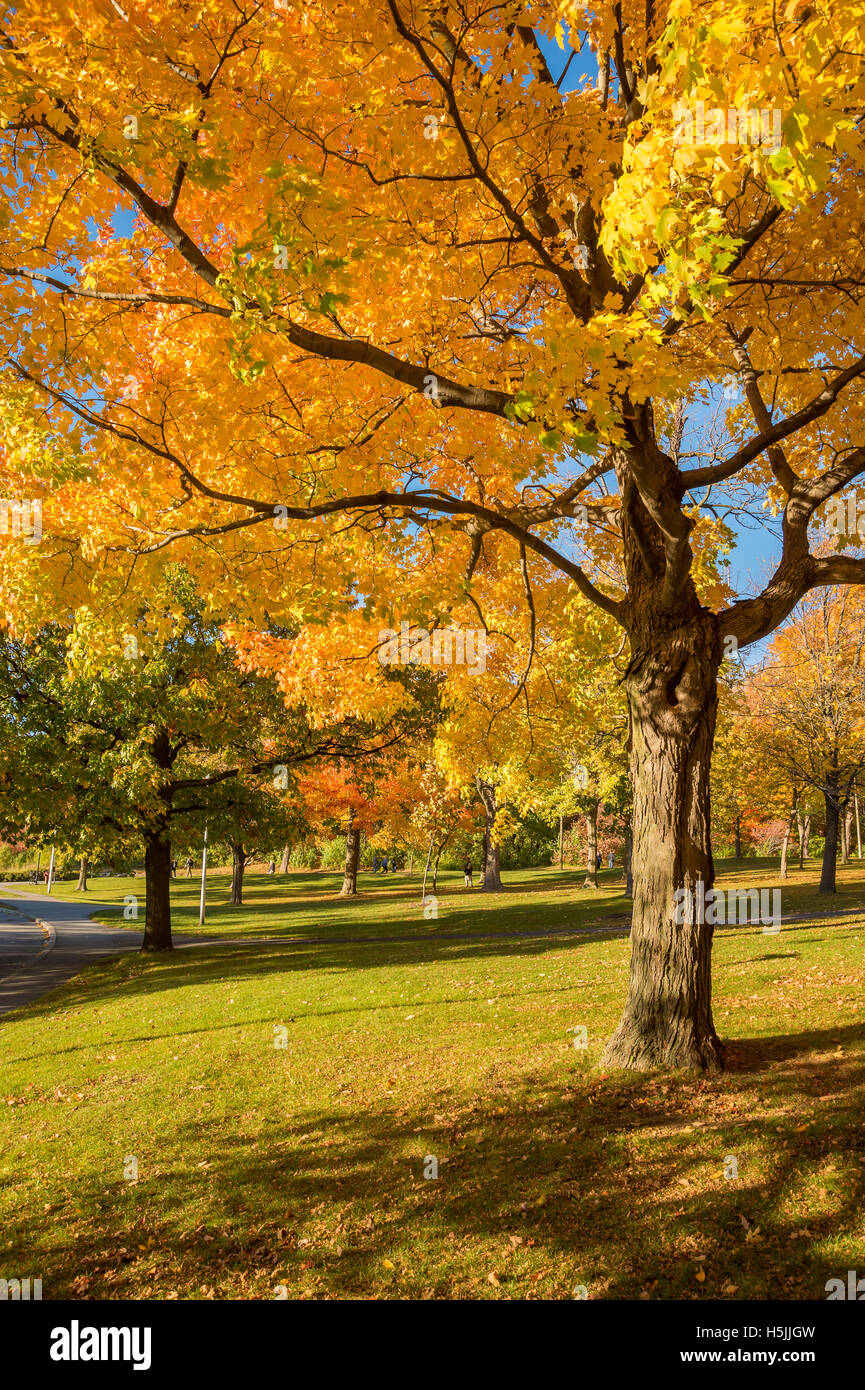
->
46, 840, 56, 895
199, 826, 208, 926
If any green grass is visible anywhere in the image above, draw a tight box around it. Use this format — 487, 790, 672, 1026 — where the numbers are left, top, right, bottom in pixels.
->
32, 854, 865, 943
1, 860, 864, 1300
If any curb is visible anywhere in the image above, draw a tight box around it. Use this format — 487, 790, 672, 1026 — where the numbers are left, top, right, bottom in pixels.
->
0, 916, 57, 982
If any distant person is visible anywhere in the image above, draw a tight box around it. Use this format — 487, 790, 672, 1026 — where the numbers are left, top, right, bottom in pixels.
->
185, 856, 193, 877
607, 851, 614, 869
267, 859, 275, 875
596, 851, 601, 871
372, 851, 378, 873
464, 857, 473, 888
381, 855, 388, 873
391, 857, 397, 873
171, 859, 178, 878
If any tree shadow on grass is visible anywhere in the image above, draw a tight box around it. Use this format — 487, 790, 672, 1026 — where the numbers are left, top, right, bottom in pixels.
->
4, 1027, 864, 1300
0, 927, 632, 1042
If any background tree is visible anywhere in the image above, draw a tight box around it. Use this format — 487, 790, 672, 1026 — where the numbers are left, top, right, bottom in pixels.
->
2, 1, 865, 1067
749, 588, 865, 894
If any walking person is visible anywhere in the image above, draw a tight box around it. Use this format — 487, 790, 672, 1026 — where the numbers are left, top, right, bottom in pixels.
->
267, 859, 275, 875
184, 855, 193, 877
607, 850, 614, 869
464, 857, 473, 888
381, 854, 388, 873
372, 851, 379, 873
171, 859, 178, 879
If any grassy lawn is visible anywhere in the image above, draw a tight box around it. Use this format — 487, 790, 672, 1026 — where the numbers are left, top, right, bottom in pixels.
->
27, 853, 865, 942
1, 861, 864, 1301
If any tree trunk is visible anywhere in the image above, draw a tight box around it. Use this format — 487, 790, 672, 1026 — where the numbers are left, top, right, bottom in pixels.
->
780, 801, 796, 881
803, 814, 811, 864
475, 778, 503, 892
76, 856, 89, 892
421, 837, 433, 901
796, 802, 805, 869
279, 842, 291, 874
230, 842, 245, 905
340, 809, 360, 896
559, 814, 564, 870
623, 826, 633, 899
432, 845, 444, 894
600, 623, 724, 1072
856, 791, 862, 859
733, 812, 742, 859
584, 801, 599, 888
819, 781, 840, 894
842, 802, 853, 865
143, 832, 173, 951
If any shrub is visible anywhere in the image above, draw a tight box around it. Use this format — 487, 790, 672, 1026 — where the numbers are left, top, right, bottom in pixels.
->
318, 838, 347, 869
289, 842, 319, 869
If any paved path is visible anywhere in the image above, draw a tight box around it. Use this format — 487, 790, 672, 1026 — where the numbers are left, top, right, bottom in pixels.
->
0, 887, 142, 1018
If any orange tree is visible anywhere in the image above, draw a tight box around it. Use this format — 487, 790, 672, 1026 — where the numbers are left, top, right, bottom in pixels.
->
1, 0, 865, 1066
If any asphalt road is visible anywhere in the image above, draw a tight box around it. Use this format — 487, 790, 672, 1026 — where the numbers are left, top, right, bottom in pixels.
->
0, 886, 142, 1017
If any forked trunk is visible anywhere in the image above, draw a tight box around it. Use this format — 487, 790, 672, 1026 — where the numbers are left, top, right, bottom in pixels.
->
601, 623, 724, 1072
341, 810, 360, 896
143, 832, 173, 951
230, 842, 245, 905
76, 856, 89, 892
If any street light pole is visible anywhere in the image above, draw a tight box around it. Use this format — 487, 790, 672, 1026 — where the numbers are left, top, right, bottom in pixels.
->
199, 826, 208, 926
46, 841, 56, 895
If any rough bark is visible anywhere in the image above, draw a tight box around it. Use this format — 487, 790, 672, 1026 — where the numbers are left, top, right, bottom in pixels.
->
143, 832, 173, 951
475, 777, 503, 892
819, 779, 840, 894
623, 827, 633, 899
76, 856, 89, 892
601, 616, 724, 1072
584, 801, 599, 888
340, 809, 360, 896
230, 841, 245, 905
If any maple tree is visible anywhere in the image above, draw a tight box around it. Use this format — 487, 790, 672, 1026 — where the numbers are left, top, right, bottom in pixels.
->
747, 588, 865, 894
0, 577, 421, 946
1, 0, 865, 1067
